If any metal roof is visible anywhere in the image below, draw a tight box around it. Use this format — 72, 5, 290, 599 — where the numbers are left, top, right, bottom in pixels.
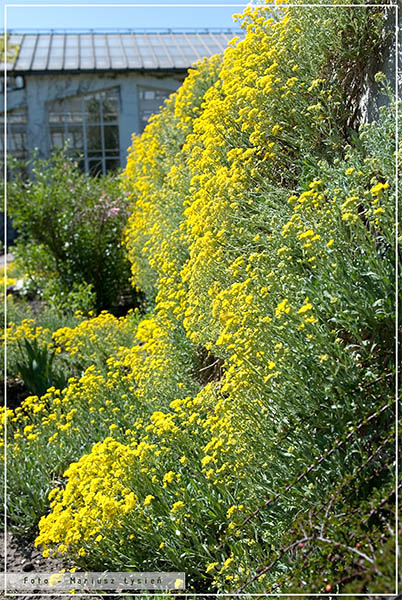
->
2, 29, 242, 73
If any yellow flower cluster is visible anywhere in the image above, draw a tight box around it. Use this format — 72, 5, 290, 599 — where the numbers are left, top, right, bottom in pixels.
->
0, 261, 17, 295
6, 319, 52, 346
52, 309, 138, 365
35, 437, 140, 556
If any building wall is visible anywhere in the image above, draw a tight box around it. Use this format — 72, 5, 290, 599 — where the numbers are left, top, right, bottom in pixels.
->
1, 70, 186, 168
363, 5, 401, 123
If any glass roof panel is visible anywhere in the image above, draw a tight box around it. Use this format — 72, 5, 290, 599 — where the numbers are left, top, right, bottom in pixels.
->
80, 46, 94, 58
32, 60, 48, 70
8, 30, 242, 71
14, 58, 31, 69
48, 58, 64, 69
9, 35, 23, 44
21, 36, 36, 46
142, 58, 157, 68
64, 59, 79, 68
65, 35, 78, 49
108, 46, 122, 56
18, 48, 33, 59
147, 35, 162, 46
107, 36, 121, 47
161, 37, 176, 46
80, 59, 95, 69
172, 59, 188, 68
110, 57, 126, 68
51, 35, 65, 47
121, 41, 140, 56
96, 58, 109, 68
126, 56, 142, 68
37, 35, 50, 47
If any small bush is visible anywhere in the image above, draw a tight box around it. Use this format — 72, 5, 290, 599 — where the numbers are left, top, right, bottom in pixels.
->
5, 150, 138, 313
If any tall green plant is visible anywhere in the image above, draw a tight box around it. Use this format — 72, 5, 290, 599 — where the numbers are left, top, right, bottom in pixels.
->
16, 338, 67, 397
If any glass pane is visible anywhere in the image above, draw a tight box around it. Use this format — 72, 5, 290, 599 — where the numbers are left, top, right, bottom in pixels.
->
22, 36, 36, 47
103, 125, 119, 150
66, 126, 83, 150
110, 58, 125, 68
35, 48, 49, 57
139, 48, 153, 57
141, 110, 153, 122
181, 46, 197, 57
105, 149, 120, 157
10, 35, 23, 45
162, 37, 176, 46
88, 158, 104, 176
107, 36, 120, 47
15, 59, 32, 69
52, 36, 64, 47
32, 59, 48, 70
37, 36, 50, 48
109, 46, 122, 56
48, 102, 64, 123
8, 109, 27, 123
80, 46, 93, 57
65, 35, 78, 49
65, 98, 82, 122
85, 96, 100, 122
9, 132, 26, 151
86, 125, 102, 151
105, 158, 120, 172
80, 58, 95, 69
76, 159, 85, 173
48, 58, 64, 69
50, 130, 64, 148
156, 90, 170, 100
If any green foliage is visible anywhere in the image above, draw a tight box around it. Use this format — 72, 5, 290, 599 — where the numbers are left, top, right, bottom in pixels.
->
5, 149, 137, 312
15, 338, 68, 397
3, 309, 143, 534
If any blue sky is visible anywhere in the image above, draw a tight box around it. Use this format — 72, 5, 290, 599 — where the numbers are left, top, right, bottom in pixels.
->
1, 0, 251, 30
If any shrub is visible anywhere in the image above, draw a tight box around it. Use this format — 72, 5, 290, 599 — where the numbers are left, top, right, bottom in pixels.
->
5, 149, 137, 313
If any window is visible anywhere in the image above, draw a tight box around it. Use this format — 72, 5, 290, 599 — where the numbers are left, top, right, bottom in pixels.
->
48, 88, 120, 175
0, 107, 29, 179
0, 107, 28, 160
138, 87, 172, 132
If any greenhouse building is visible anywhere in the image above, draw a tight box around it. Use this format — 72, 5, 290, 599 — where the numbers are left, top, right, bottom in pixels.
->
1, 28, 240, 175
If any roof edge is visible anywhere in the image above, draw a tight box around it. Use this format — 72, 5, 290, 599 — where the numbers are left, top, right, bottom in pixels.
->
7, 27, 243, 34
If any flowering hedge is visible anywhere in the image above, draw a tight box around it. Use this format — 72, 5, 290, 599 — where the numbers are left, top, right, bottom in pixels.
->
4, 0, 397, 594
